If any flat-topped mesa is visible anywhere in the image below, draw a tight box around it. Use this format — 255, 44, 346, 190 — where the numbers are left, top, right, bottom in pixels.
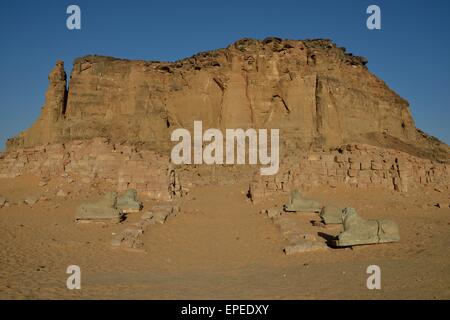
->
6, 37, 450, 162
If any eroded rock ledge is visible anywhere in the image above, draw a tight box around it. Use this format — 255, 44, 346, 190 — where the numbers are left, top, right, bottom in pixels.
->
6, 37, 449, 163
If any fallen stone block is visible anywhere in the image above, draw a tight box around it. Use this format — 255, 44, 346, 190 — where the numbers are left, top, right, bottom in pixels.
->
152, 204, 178, 217
111, 236, 123, 247
333, 208, 400, 247
435, 202, 449, 209
24, 196, 39, 206
137, 219, 152, 229
283, 189, 321, 213
122, 228, 144, 249
284, 241, 328, 255
152, 210, 169, 224
141, 211, 154, 221
76, 192, 124, 223
139, 204, 180, 225
117, 189, 143, 213
320, 206, 344, 224
286, 233, 318, 245
111, 227, 144, 249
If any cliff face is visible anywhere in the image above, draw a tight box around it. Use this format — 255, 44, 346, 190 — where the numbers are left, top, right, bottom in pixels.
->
6, 38, 449, 161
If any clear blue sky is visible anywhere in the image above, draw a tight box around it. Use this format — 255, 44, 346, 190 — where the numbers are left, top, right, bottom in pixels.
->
0, 0, 449, 150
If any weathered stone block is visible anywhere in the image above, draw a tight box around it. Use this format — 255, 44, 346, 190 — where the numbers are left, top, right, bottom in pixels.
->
284, 241, 328, 255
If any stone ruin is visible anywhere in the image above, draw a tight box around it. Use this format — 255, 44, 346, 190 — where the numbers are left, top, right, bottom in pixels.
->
261, 190, 401, 254
0, 137, 183, 201
2, 37, 448, 200
0, 37, 448, 254
249, 143, 449, 203
111, 204, 180, 251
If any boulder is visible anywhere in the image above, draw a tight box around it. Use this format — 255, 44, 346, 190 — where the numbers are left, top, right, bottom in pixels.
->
320, 206, 344, 224
333, 208, 400, 247
283, 189, 321, 213
75, 192, 124, 223
116, 189, 143, 213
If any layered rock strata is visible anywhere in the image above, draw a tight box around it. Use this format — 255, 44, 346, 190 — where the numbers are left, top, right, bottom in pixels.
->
6, 38, 449, 163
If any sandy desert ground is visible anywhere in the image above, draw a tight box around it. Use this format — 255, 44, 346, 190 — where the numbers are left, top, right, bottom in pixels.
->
0, 173, 449, 300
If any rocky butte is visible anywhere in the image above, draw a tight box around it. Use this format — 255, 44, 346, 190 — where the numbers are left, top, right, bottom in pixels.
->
1, 37, 449, 199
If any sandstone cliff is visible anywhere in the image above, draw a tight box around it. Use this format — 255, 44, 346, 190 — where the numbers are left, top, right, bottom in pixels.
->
6, 38, 450, 162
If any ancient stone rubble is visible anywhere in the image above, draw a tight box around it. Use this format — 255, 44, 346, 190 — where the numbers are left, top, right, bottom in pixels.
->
0, 38, 448, 200
0, 138, 182, 201
284, 241, 328, 255
149, 205, 180, 224
249, 144, 449, 203
112, 204, 180, 250
261, 186, 404, 253
111, 227, 144, 250
271, 215, 328, 254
